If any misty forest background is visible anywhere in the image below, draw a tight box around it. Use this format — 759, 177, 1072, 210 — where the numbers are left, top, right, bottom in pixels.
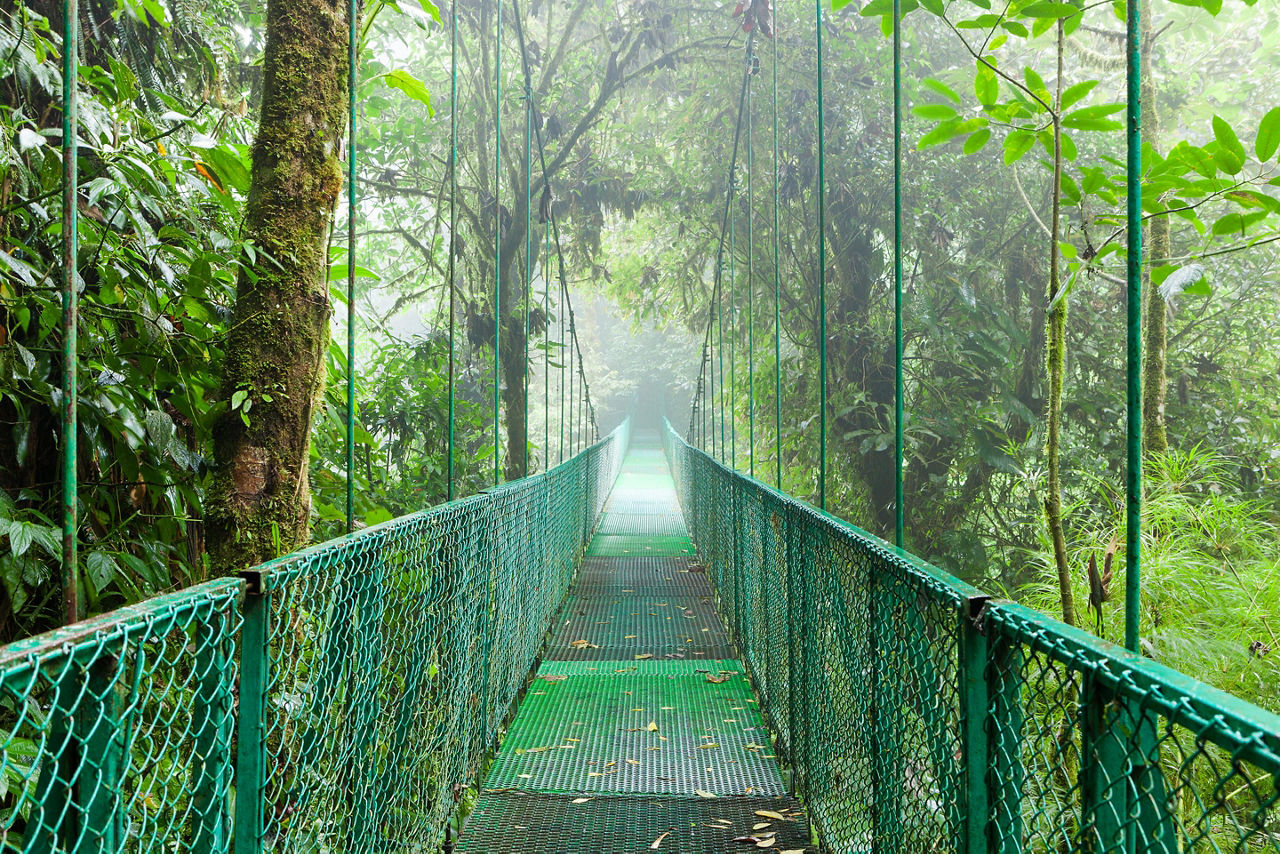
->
1, 0, 1279, 718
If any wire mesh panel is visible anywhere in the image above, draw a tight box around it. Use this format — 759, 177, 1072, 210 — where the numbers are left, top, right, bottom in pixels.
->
0, 423, 627, 854
665, 419, 1280, 853
0, 579, 243, 853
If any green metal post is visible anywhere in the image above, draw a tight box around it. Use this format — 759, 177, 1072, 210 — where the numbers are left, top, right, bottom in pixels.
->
345, 0, 357, 534
60, 0, 80, 626
959, 597, 992, 854
1124, 0, 1142, 656
815, 0, 827, 510
234, 573, 270, 854
192, 612, 235, 851
494, 0, 503, 485
80, 651, 124, 852
729, 188, 736, 469
447, 0, 458, 500
1081, 673, 1127, 852
892, 0, 904, 548
545, 220, 551, 465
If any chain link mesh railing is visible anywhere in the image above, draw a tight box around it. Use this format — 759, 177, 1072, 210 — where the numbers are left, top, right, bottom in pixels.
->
0, 421, 627, 853
665, 420, 1280, 853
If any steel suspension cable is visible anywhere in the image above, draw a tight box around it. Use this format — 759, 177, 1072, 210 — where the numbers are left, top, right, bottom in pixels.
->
772, 26, 782, 491
747, 54, 755, 479
447, 0, 458, 500
524, 88, 532, 476
1124, 0, 1143, 652
493, 0, 503, 485
60, 0, 79, 625
345, 0, 358, 533
892, 0, 904, 546
815, 0, 827, 510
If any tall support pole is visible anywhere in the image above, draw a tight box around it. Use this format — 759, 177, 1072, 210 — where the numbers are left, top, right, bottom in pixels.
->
815, 0, 827, 510
60, 0, 80, 625
892, 0, 904, 547
772, 31, 782, 491
447, 0, 458, 500
493, 0, 503, 485
345, 0, 358, 533
717, 269, 725, 462
747, 56, 755, 480
559, 273, 566, 464
524, 89, 532, 477
1124, 0, 1143, 653
544, 222, 550, 467
729, 188, 736, 469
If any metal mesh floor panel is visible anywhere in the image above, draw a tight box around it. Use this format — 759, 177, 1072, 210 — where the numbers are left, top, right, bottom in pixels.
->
597, 512, 688, 537
586, 534, 695, 557
544, 595, 734, 660
483, 669, 784, 795
572, 557, 713, 596
458, 794, 813, 853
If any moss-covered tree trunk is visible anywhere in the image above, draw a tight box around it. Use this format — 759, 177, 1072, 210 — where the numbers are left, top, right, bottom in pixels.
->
207, 0, 351, 573
1141, 0, 1170, 455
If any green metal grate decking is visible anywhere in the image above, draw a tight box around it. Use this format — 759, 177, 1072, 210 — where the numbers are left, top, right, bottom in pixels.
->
462, 434, 813, 852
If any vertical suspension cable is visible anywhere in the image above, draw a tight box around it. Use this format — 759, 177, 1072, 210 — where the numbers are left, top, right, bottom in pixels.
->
559, 271, 565, 463
772, 26, 782, 491
729, 181, 736, 468
717, 266, 725, 461
447, 0, 458, 500
1124, 0, 1143, 652
815, 0, 827, 510
493, 0, 503, 485
345, 0, 358, 533
60, 0, 80, 625
524, 88, 532, 477
747, 52, 755, 480
892, 0, 904, 547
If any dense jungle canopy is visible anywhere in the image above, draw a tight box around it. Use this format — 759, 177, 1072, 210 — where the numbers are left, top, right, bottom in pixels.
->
0, 0, 1278, 723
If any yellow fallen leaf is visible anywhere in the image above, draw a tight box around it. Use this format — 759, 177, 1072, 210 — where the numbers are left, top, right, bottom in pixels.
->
756, 840, 776, 849
753, 823, 772, 830
625, 635, 638, 639
650, 830, 671, 850
571, 797, 593, 804
626, 758, 640, 765
695, 789, 717, 798
781, 850, 806, 854
635, 653, 653, 660
754, 810, 787, 821
518, 774, 532, 779
698, 743, 720, 749
605, 761, 616, 767
646, 721, 659, 732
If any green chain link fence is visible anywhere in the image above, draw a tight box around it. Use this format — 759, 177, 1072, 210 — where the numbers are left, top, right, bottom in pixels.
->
0, 422, 628, 853
665, 420, 1280, 853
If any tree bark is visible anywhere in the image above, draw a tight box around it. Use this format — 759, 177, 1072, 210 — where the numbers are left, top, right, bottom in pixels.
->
206, 0, 351, 573
1140, 0, 1170, 454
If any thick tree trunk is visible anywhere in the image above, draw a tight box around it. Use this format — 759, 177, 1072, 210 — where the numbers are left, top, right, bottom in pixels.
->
1140, 0, 1170, 454
206, 0, 351, 573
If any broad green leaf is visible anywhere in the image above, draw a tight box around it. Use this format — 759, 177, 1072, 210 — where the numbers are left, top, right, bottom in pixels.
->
912, 103, 959, 121
1062, 104, 1124, 131
974, 62, 998, 107
921, 78, 962, 104
1060, 79, 1098, 111
963, 127, 992, 154
1212, 115, 1246, 169
1021, 1, 1080, 17
383, 69, 435, 116
1255, 106, 1280, 162
1003, 130, 1036, 164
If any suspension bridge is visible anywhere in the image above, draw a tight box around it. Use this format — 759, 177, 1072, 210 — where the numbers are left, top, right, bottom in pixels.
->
6, 0, 1280, 847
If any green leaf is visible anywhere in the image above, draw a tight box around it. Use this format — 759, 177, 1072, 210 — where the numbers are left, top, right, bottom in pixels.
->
912, 103, 959, 121
1003, 130, 1036, 164
1212, 115, 1246, 170
382, 69, 435, 116
231, 390, 249, 411
963, 127, 992, 154
1061, 104, 1124, 131
1060, 79, 1098, 111
974, 62, 998, 107
1020, 1, 1080, 17
1255, 106, 1280, 162
921, 78, 962, 104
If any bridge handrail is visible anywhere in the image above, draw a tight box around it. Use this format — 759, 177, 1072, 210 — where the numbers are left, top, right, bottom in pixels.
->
0, 419, 629, 852
664, 418, 1280, 853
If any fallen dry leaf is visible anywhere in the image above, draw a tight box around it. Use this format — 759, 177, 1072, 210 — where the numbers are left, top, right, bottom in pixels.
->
635, 653, 653, 660
705, 673, 731, 684
650, 831, 671, 850
646, 721, 659, 732
756, 839, 776, 849
753, 823, 772, 830
695, 789, 717, 798
780, 850, 806, 854
571, 797, 593, 804
626, 759, 640, 765
753, 810, 787, 821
